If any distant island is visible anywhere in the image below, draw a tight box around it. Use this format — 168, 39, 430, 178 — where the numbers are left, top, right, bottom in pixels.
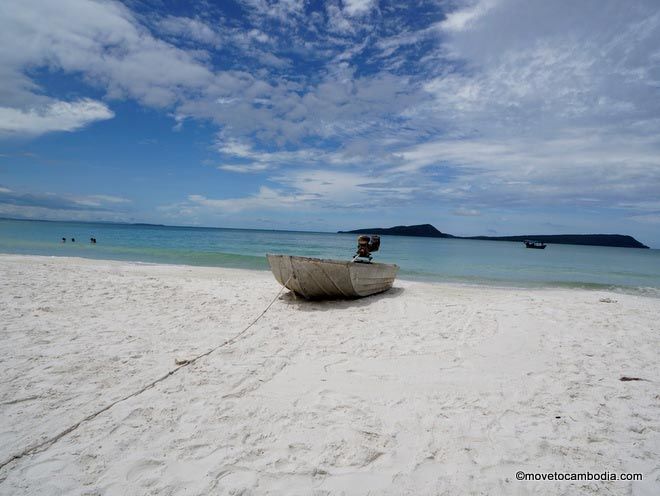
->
338, 224, 650, 249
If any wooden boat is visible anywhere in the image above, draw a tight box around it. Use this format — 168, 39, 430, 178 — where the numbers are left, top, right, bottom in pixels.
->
524, 240, 547, 249
267, 254, 398, 299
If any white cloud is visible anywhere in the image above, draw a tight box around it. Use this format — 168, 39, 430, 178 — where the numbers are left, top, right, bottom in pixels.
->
391, 0, 660, 214
343, 0, 377, 17
0, 0, 217, 110
0, 187, 134, 223
396, 133, 660, 173
156, 16, 220, 46
440, 0, 496, 32
188, 187, 318, 213
239, 0, 306, 23
214, 138, 318, 173
73, 194, 132, 207
0, 203, 131, 222
272, 169, 416, 205
177, 166, 419, 216
452, 208, 481, 216
0, 99, 113, 136
218, 163, 271, 173
630, 214, 660, 224
0, 0, 424, 145
392, 130, 660, 210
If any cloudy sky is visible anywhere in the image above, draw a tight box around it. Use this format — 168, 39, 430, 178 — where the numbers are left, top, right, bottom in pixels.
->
1, 0, 659, 245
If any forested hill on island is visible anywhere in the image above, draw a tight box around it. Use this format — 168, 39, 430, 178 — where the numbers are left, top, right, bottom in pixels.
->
338, 224, 650, 249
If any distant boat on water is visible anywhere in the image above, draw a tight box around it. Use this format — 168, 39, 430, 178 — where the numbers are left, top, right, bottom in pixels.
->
267, 235, 398, 299
524, 240, 547, 249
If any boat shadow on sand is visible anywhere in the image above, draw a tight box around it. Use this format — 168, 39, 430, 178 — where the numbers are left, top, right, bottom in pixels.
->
277, 286, 405, 311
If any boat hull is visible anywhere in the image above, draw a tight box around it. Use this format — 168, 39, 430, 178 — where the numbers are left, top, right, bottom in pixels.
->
267, 254, 398, 299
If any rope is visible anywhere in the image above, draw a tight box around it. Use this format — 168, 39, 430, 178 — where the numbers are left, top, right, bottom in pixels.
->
0, 276, 292, 472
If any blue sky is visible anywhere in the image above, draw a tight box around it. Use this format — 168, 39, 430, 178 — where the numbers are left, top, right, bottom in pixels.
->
1, 0, 659, 246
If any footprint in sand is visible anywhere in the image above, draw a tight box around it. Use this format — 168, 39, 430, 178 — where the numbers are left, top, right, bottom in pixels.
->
23, 458, 67, 480
125, 459, 165, 482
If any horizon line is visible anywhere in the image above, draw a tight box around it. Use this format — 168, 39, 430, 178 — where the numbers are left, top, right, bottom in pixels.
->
0, 216, 654, 248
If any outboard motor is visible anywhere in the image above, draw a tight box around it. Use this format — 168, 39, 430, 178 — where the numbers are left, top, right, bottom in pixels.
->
353, 235, 381, 262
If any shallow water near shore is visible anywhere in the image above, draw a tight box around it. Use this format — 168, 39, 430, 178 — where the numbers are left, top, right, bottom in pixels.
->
1, 218, 659, 294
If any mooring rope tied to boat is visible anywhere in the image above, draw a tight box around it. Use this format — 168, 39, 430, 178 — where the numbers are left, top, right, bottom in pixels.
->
0, 276, 292, 472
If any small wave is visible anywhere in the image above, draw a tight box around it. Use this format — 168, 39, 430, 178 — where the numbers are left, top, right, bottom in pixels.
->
397, 272, 660, 298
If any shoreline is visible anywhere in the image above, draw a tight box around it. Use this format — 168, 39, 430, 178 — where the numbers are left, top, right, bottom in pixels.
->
1, 254, 659, 494
1, 252, 658, 298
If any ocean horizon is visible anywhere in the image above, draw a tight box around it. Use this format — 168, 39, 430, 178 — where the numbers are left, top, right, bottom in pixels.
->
1, 217, 659, 296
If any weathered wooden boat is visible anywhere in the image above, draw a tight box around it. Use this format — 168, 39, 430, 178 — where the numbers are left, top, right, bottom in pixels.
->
524, 240, 547, 249
267, 235, 398, 299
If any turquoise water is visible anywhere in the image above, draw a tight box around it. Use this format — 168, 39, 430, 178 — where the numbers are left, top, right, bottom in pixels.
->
1, 218, 659, 294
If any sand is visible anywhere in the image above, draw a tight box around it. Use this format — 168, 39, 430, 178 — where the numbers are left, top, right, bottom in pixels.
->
0, 254, 658, 495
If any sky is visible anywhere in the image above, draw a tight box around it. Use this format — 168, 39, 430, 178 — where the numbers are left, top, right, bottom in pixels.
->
0, 0, 659, 246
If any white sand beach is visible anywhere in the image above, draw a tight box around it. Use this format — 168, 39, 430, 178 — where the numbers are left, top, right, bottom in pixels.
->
0, 254, 658, 495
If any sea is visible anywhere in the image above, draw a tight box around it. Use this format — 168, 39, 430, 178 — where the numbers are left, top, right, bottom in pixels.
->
1, 218, 659, 296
